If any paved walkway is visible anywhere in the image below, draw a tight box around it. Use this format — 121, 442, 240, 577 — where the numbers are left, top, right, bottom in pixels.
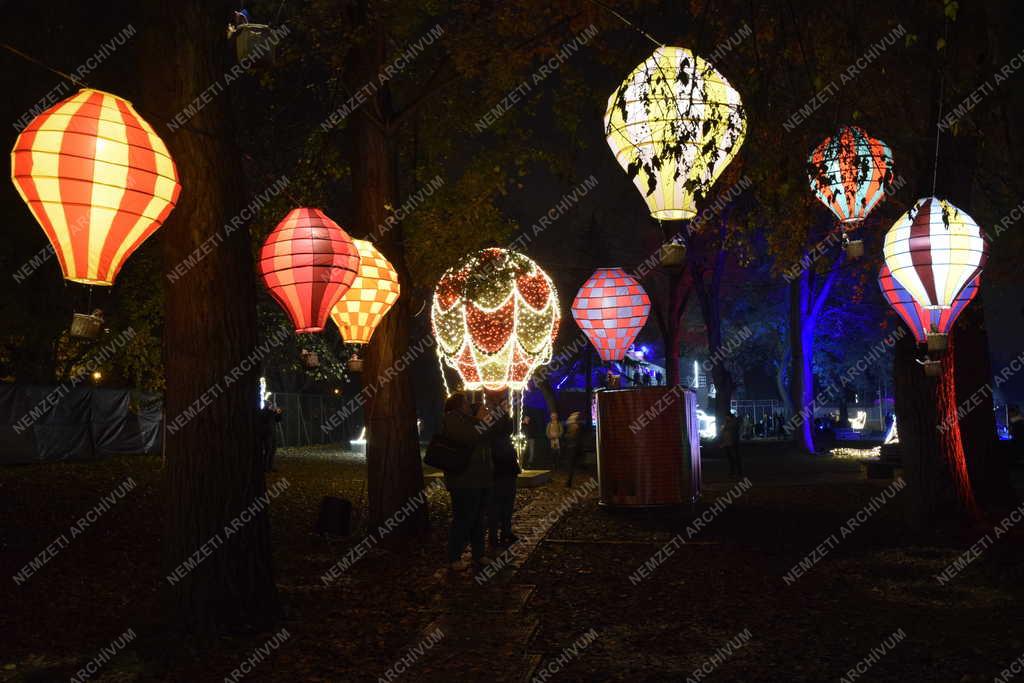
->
402, 475, 599, 682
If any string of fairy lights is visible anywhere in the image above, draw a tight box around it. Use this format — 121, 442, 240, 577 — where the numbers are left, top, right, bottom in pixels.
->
431, 248, 560, 394
431, 248, 560, 450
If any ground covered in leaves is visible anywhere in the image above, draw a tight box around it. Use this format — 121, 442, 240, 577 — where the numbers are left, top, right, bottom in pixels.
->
1, 444, 1022, 682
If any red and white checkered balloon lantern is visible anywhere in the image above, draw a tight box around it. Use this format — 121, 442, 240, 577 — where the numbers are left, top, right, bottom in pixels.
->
572, 267, 651, 362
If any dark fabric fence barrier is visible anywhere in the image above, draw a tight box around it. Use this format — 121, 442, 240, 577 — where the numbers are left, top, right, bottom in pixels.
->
0, 385, 162, 464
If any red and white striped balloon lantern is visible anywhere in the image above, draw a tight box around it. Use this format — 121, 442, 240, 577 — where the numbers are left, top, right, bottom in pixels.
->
259, 208, 360, 333
10, 88, 181, 285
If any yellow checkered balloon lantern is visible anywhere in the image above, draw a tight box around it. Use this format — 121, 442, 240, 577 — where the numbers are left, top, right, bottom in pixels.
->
605, 46, 746, 221
330, 239, 400, 344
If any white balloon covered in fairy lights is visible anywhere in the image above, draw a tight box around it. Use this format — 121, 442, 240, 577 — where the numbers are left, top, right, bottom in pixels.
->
431, 248, 560, 393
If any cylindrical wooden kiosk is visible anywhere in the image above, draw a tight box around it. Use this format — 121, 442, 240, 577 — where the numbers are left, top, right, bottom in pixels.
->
595, 386, 701, 507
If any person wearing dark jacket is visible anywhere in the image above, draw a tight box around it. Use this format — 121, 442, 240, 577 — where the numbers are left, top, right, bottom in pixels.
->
488, 407, 520, 547
441, 393, 500, 572
257, 399, 284, 472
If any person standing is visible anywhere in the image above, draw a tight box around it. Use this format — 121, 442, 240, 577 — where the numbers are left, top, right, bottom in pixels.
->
546, 412, 563, 467
441, 393, 497, 572
257, 398, 284, 472
521, 414, 534, 470
488, 398, 520, 547
721, 411, 742, 479
564, 411, 584, 487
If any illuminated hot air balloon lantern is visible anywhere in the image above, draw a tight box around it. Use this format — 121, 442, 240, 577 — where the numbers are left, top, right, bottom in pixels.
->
605, 46, 746, 234
259, 208, 360, 334
572, 268, 651, 363
882, 197, 988, 372
11, 88, 181, 335
329, 238, 400, 372
432, 249, 560, 448
877, 265, 980, 348
807, 126, 894, 259
877, 265, 928, 345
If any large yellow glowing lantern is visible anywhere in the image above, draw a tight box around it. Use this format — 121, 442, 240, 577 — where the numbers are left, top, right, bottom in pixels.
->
605, 46, 746, 221
329, 239, 401, 344
432, 248, 559, 392
11, 88, 181, 285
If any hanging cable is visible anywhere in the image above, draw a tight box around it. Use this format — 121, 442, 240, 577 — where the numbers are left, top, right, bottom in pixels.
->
931, 16, 951, 195
581, 0, 664, 48
0, 42, 87, 88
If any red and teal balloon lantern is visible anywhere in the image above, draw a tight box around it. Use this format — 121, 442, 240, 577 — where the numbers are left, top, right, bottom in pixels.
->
808, 125, 894, 225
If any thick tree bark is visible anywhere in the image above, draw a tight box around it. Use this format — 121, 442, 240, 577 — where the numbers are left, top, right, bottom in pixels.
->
142, 1, 279, 634
787, 254, 840, 454
788, 278, 808, 449
537, 378, 559, 417
345, 25, 429, 539
937, 127, 1016, 513
894, 332, 977, 530
953, 302, 1017, 511
774, 357, 793, 415
665, 267, 691, 387
692, 247, 734, 431
789, 272, 814, 453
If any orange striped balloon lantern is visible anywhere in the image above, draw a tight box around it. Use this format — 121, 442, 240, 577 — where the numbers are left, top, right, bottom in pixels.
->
329, 239, 400, 344
10, 88, 181, 285
259, 208, 360, 333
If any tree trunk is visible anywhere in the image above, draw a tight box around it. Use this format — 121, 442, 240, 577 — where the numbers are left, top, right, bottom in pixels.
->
584, 346, 593, 422
692, 249, 733, 430
537, 378, 559, 417
953, 303, 1017, 511
345, 26, 429, 539
787, 253, 840, 454
774, 358, 793, 415
788, 273, 815, 453
937, 124, 1016, 513
665, 266, 691, 387
894, 332, 977, 530
142, 1, 279, 634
